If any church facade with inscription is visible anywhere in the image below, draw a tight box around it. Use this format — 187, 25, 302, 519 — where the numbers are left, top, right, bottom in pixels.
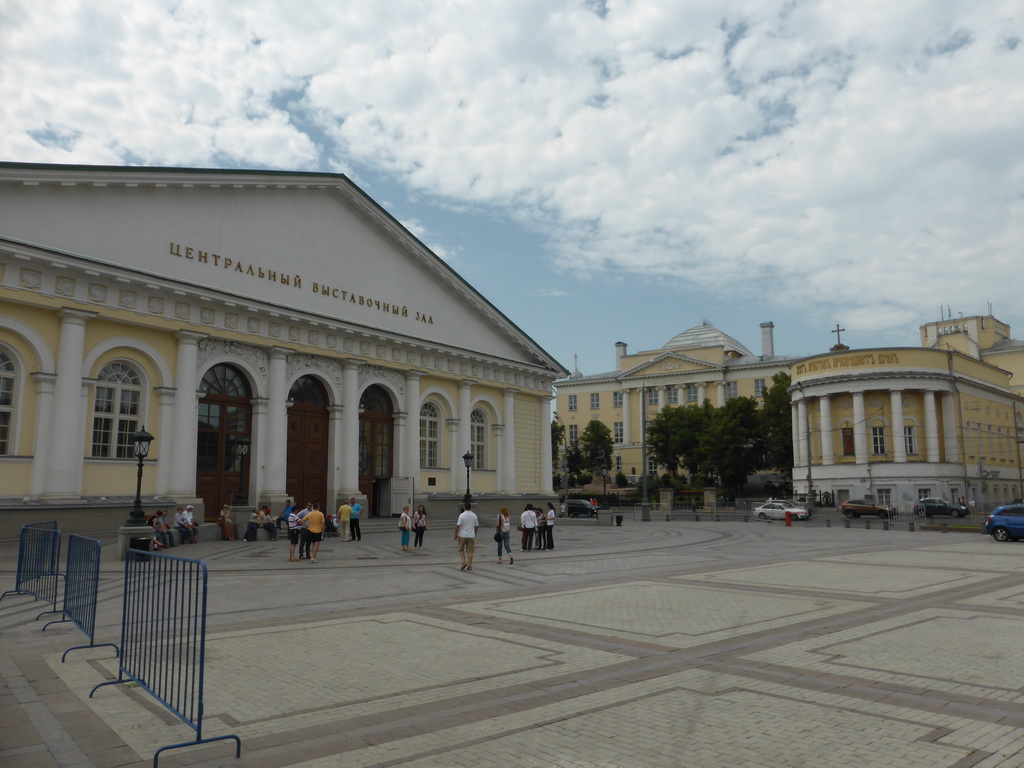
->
0, 163, 566, 525
791, 314, 1024, 511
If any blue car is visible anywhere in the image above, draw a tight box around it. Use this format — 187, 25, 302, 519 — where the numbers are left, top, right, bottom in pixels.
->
985, 505, 1024, 541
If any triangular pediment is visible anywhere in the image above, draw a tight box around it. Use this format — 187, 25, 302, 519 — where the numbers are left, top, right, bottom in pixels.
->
621, 352, 723, 379
0, 163, 566, 376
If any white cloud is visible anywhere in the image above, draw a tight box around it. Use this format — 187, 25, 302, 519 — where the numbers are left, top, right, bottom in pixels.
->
1, 0, 1022, 339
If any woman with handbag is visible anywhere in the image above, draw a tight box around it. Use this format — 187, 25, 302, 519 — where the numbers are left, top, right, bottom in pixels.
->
495, 506, 513, 565
399, 506, 412, 551
413, 505, 428, 549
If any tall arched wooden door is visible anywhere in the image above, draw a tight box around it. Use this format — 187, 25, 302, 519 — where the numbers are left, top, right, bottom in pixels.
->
286, 376, 329, 508
358, 385, 394, 517
196, 364, 251, 519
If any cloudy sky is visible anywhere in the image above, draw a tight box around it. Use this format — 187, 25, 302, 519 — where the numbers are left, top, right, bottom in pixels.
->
2, 0, 1022, 375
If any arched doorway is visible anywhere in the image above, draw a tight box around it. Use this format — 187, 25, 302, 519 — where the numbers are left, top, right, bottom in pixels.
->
196, 364, 251, 519
286, 375, 329, 508
358, 384, 394, 517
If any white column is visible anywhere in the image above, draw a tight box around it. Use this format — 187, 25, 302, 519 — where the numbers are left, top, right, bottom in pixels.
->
446, 419, 460, 492
539, 393, 553, 494
715, 382, 725, 407
327, 403, 343, 506
819, 395, 834, 465
457, 380, 472, 454
263, 349, 289, 499
29, 373, 56, 498
891, 390, 906, 463
796, 397, 809, 468
697, 383, 706, 403
168, 331, 203, 498
154, 387, 176, 495
404, 370, 422, 480
503, 388, 517, 492
621, 388, 632, 444
44, 309, 93, 500
791, 401, 802, 467
924, 390, 940, 462
942, 391, 958, 462
853, 391, 868, 464
339, 360, 360, 495
250, 397, 268, 505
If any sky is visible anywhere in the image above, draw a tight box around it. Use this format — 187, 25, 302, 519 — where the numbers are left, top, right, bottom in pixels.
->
2, 0, 1022, 378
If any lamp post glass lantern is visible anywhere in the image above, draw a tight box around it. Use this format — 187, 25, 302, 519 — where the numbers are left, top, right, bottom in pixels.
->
126, 426, 154, 526
233, 435, 251, 505
462, 451, 474, 507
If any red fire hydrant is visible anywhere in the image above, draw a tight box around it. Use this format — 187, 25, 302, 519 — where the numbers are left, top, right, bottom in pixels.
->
784, 510, 792, 526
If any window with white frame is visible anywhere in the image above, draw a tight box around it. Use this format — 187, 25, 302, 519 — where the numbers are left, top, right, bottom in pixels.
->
0, 350, 14, 455
91, 362, 142, 458
568, 424, 578, 443
613, 391, 623, 408
686, 384, 698, 403
754, 378, 766, 397
590, 392, 600, 409
647, 388, 658, 406
470, 409, 486, 469
876, 488, 892, 506
614, 421, 623, 443
725, 381, 738, 400
568, 394, 577, 411
646, 455, 657, 473
666, 386, 678, 404
903, 425, 917, 455
615, 455, 621, 471
419, 402, 441, 468
871, 425, 886, 455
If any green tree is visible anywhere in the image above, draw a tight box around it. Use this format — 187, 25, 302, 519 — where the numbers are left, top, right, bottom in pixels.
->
551, 419, 566, 472
759, 372, 793, 476
700, 396, 761, 493
579, 419, 613, 471
646, 402, 713, 476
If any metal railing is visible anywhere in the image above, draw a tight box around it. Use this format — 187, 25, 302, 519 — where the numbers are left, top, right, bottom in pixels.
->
90, 549, 241, 767
0, 521, 62, 619
44, 534, 120, 662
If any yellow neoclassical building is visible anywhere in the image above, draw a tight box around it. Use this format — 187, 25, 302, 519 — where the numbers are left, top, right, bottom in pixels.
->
791, 314, 1024, 511
0, 162, 566, 531
555, 321, 794, 478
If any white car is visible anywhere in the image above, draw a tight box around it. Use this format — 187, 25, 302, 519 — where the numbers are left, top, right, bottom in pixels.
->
754, 501, 812, 521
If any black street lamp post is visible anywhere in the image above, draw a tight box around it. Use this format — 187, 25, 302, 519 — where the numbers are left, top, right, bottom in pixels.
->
233, 436, 251, 505
462, 451, 474, 508
126, 426, 154, 526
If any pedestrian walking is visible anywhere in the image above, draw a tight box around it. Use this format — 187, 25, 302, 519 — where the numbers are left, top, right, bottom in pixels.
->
495, 506, 513, 564
455, 502, 479, 571
413, 505, 428, 548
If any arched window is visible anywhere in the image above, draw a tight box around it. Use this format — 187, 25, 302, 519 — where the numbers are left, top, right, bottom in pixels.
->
419, 402, 440, 468
0, 350, 15, 455
91, 362, 142, 458
470, 409, 487, 469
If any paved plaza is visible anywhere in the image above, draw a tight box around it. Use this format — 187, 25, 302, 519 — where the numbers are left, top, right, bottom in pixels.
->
4, 518, 1024, 767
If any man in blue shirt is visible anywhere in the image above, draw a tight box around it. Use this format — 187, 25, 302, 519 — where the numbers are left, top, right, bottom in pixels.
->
349, 498, 363, 541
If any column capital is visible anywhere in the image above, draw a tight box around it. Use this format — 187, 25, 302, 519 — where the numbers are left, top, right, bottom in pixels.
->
58, 307, 97, 323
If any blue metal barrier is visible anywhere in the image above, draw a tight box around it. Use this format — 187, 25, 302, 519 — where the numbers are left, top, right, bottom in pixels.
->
0, 522, 62, 619
43, 534, 119, 662
90, 549, 241, 767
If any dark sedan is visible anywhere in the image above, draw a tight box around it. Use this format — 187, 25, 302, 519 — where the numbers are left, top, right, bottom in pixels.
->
564, 499, 598, 518
913, 498, 968, 517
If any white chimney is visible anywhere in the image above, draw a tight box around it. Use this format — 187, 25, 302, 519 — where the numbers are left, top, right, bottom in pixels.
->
760, 322, 775, 358
615, 341, 627, 371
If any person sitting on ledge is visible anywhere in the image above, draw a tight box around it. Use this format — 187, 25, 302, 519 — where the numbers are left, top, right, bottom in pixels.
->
217, 504, 235, 541
243, 508, 260, 542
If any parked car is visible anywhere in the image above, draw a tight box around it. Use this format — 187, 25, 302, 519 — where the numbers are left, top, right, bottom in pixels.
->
985, 505, 1024, 541
913, 498, 967, 517
564, 499, 599, 518
754, 501, 812, 521
840, 499, 893, 519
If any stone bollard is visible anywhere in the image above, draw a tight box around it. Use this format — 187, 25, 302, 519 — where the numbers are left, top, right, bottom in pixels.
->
825, 518, 831, 528
865, 520, 871, 530
941, 523, 948, 534
844, 518, 851, 529
694, 514, 700, 522
908, 521, 915, 532
882, 521, 889, 531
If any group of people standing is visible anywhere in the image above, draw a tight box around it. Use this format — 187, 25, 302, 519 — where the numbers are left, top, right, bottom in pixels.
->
516, 502, 556, 552
398, 505, 429, 551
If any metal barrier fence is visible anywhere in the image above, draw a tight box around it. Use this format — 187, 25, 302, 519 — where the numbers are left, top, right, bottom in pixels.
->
43, 534, 120, 662
90, 549, 240, 767
0, 521, 62, 619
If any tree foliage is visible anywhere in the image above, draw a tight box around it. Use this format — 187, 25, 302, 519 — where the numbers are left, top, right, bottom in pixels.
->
759, 372, 793, 475
579, 419, 614, 470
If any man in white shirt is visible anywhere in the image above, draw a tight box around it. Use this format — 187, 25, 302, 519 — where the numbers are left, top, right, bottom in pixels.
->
175, 505, 198, 543
454, 502, 480, 571
520, 504, 538, 551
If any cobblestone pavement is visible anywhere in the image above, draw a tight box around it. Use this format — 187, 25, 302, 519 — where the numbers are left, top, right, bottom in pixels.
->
4, 519, 1024, 767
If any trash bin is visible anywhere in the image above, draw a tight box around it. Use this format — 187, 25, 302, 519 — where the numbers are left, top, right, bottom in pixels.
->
128, 537, 152, 561
615, 514, 623, 526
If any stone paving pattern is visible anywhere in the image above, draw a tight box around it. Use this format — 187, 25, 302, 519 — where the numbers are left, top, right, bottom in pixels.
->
4, 519, 1024, 767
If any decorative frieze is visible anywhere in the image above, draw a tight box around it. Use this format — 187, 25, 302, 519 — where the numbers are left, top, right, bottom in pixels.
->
55, 276, 76, 297
19, 267, 41, 290
88, 283, 107, 303
148, 296, 165, 315
118, 290, 137, 310
200, 307, 216, 325
174, 301, 190, 321
197, 338, 269, 383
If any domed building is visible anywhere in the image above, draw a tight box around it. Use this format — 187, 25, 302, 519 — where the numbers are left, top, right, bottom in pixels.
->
554, 320, 794, 480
